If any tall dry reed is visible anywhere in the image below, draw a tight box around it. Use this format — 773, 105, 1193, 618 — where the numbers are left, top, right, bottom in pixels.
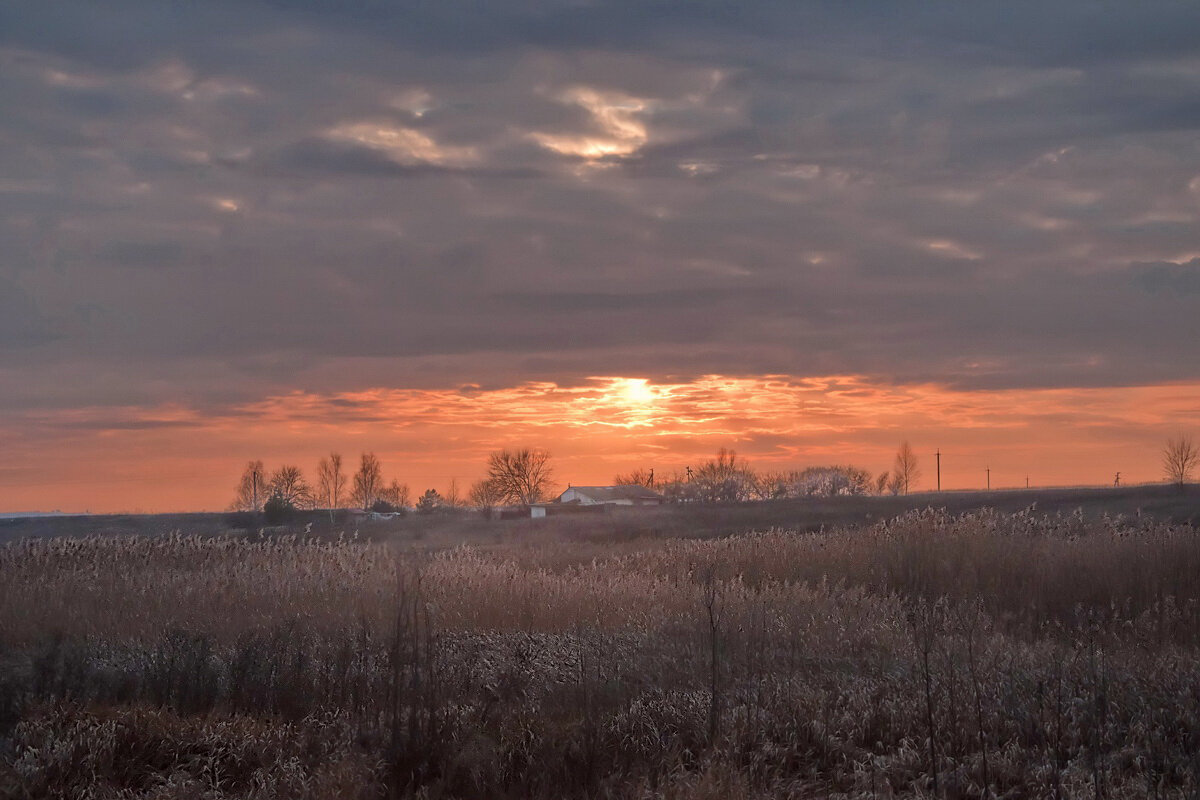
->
2, 508, 1199, 798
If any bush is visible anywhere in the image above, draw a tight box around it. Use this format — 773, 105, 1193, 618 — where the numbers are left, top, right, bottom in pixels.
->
369, 499, 404, 515
415, 489, 443, 515
263, 495, 297, 525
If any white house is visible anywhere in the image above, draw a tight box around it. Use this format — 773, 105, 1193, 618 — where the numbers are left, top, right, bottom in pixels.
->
557, 484, 665, 506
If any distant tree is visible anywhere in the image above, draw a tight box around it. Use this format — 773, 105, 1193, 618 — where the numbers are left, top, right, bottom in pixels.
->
894, 441, 921, 495
268, 465, 313, 509
486, 448, 554, 504
788, 465, 872, 497
875, 471, 890, 495
658, 470, 699, 504
886, 472, 904, 496
1163, 435, 1198, 488
755, 471, 791, 500
692, 448, 757, 503
352, 453, 385, 510
316, 453, 346, 513
415, 489, 443, 514
613, 468, 655, 488
444, 478, 464, 508
469, 478, 505, 517
748, 466, 872, 500
379, 479, 410, 510
263, 494, 297, 525
232, 460, 269, 512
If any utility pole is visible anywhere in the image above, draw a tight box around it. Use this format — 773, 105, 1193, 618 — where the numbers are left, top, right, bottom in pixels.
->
1114, 472, 1120, 488
686, 466, 693, 482
936, 449, 941, 492
986, 467, 991, 491
1026, 475, 1029, 489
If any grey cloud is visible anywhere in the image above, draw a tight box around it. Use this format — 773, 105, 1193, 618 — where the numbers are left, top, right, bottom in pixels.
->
1, 0, 1199, 417
1131, 260, 1200, 295
264, 139, 463, 178
491, 287, 788, 314
0, 277, 58, 348
94, 240, 193, 269
257, 139, 546, 180
51, 418, 202, 432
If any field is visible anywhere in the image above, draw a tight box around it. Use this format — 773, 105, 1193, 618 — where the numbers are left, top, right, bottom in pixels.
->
5, 483, 1199, 547
3, 488, 1200, 798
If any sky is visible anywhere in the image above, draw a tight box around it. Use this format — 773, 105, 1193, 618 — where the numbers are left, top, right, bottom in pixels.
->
1, 1, 1199, 512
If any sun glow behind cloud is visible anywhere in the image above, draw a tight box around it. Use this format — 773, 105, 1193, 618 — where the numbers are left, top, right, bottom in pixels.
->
325, 122, 477, 165
1, 375, 1197, 512
530, 87, 651, 160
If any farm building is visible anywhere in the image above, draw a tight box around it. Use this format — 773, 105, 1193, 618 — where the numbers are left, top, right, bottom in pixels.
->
526, 485, 667, 518
557, 484, 665, 506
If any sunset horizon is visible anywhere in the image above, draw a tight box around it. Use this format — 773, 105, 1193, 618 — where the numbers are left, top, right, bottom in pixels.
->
3, 371, 1196, 513
2, 1, 1197, 514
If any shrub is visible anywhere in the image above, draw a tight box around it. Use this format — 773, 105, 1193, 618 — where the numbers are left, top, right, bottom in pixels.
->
263, 495, 297, 525
369, 499, 404, 514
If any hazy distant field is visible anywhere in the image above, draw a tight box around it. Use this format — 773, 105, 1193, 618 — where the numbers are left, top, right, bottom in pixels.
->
3, 483, 1198, 546
2, 492, 1200, 798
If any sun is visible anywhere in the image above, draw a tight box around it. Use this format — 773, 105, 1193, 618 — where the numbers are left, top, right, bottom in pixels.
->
617, 378, 656, 406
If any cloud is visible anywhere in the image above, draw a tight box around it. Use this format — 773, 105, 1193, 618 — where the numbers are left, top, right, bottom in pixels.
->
325, 121, 478, 166
530, 87, 651, 160
2, 0, 1200, 486
1131, 258, 1200, 294
0, 277, 58, 348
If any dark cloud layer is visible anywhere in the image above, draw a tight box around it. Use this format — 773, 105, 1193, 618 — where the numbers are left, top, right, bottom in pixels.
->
2, 0, 1199, 414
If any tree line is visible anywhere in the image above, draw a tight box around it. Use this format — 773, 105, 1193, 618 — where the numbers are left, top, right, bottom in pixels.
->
232, 441, 925, 521
618, 443, 922, 503
232, 453, 414, 518
232, 435, 1197, 520
231, 448, 557, 519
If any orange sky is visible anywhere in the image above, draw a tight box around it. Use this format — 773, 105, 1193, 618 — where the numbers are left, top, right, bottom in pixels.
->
2, 374, 1196, 513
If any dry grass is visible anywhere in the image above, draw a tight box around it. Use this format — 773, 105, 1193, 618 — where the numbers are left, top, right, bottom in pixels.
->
3, 508, 1200, 797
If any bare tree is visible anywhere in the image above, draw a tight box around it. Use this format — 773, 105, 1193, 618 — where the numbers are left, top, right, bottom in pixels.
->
444, 478, 464, 508
378, 480, 410, 510
613, 468, 655, 488
1163, 435, 1198, 488
657, 469, 699, 504
486, 448, 554, 505
692, 448, 756, 503
875, 471, 891, 495
894, 441, 921, 495
468, 478, 504, 518
352, 452, 385, 509
269, 465, 313, 509
755, 470, 791, 500
232, 460, 268, 511
316, 453, 346, 512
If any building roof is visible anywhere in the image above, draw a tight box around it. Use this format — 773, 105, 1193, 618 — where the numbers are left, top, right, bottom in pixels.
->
561, 484, 665, 502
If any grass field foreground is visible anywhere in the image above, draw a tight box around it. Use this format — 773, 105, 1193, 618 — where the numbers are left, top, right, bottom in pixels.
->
3, 507, 1200, 797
